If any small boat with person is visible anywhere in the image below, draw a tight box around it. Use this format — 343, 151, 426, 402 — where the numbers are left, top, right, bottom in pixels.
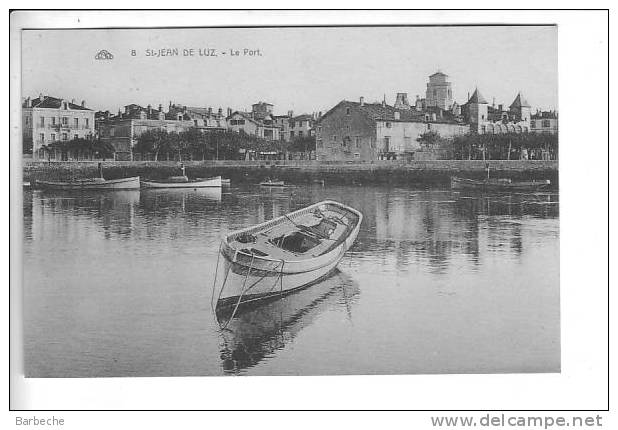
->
211, 200, 363, 327
141, 163, 222, 188
259, 178, 286, 187
33, 163, 140, 190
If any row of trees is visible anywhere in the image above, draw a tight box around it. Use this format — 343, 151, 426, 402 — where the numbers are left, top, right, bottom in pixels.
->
417, 130, 558, 160
38, 138, 116, 160
134, 129, 316, 161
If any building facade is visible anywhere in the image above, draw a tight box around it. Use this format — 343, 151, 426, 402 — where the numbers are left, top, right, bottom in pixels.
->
531, 111, 559, 135
462, 89, 532, 134
315, 98, 468, 162
227, 101, 281, 140
23, 95, 95, 160
98, 103, 194, 160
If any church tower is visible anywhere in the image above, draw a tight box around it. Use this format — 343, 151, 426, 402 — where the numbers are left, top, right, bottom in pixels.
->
426, 71, 453, 110
509, 92, 531, 124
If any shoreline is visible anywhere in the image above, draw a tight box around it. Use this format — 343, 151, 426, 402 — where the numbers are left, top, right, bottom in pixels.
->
22, 159, 559, 187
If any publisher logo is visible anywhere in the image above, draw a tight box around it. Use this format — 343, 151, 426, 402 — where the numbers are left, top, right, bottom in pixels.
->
95, 50, 114, 60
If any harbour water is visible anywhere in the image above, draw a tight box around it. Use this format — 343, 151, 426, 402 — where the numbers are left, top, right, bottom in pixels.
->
22, 184, 560, 377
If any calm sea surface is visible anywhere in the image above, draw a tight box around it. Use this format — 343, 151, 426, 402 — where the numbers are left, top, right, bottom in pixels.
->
22, 184, 560, 377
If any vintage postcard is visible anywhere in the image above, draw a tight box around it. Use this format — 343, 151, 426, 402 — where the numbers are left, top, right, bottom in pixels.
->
16, 20, 561, 380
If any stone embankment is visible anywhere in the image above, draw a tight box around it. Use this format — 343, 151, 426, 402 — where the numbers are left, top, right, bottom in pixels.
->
23, 159, 559, 187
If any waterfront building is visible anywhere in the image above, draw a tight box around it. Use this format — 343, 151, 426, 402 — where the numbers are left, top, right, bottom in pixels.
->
166, 103, 228, 131
22, 94, 95, 160
98, 103, 193, 161
530, 110, 559, 135
315, 97, 468, 162
425, 71, 454, 110
462, 89, 531, 134
227, 101, 281, 140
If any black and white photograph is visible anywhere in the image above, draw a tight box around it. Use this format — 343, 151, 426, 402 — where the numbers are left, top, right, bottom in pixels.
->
8, 8, 610, 417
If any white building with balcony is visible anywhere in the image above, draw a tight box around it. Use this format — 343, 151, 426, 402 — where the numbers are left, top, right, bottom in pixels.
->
22, 95, 95, 160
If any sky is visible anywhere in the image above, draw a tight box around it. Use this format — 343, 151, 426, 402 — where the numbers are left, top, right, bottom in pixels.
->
21, 26, 557, 115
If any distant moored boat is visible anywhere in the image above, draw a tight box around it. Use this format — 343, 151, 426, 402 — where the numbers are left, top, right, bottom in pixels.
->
33, 176, 141, 190
451, 176, 551, 191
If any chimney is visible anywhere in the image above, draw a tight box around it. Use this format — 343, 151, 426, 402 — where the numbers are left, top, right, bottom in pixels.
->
39, 93, 43, 100
218, 107, 223, 116
318, 111, 322, 118
394, 111, 400, 120
158, 104, 162, 112
288, 110, 294, 117
81, 100, 85, 107
467, 92, 470, 102
394, 93, 410, 110
71, 98, 75, 104
360, 96, 365, 107
498, 104, 503, 112
148, 104, 152, 114
25, 97, 30, 107
492, 97, 496, 108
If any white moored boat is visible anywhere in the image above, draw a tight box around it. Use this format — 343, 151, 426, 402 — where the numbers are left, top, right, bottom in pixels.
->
211, 200, 363, 326
141, 175, 222, 188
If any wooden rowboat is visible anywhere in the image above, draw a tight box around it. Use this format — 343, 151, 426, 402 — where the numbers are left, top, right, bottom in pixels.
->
451, 176, 551, 192
259, 179, 286, 187
33, 176, 140, 190
141, 175, 222, 188
211, 200, 363, 326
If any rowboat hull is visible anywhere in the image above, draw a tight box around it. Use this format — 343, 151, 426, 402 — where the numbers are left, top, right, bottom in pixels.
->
141, 176, 222, 188
33, 176, 140, 190
212, 200, 362, 314
451, 176, 551, 191
259, 181, 286, 187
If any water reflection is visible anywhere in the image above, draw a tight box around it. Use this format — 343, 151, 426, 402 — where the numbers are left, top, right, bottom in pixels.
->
217, 270, 360, 374
22, 185, 559, 376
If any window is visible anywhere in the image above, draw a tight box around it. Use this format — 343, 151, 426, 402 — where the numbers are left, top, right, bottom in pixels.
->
62, 117, 68, 126
85, 118, 89, 127
39, 133, 44, 142
427, 123, 432, 130
542, 120, 551, 128
346, 125, 351, 132
346, 107, 351, 115
194, 120, 198, 126
62, 133, 68, 141
52, 117, 56, 125
531, 120, 536, 128
298, 131, 304, 137
290, 131, 295, 138
63, 102, 68, 109
290, 121, 295, 128
317, 140, 323, 148
433, 89, 437, 97
384, 136, 390, 152
354, 153, 360, 158
51, 133, 56, 141
40, 117, 45, 127
481, 115, 485, 120
74, 118, 79, 128
238, 119, 245, 125
385, 122, 391, 128
481, 126, 486, 134
317, 126, 322, 133
332, 135, 337, 141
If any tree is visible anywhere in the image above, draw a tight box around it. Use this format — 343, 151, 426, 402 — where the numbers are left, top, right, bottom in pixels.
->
135, 129, 175, 161
417, 130, 443, 150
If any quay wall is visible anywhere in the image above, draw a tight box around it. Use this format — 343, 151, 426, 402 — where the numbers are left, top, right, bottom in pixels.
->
23, 159, 559, 187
